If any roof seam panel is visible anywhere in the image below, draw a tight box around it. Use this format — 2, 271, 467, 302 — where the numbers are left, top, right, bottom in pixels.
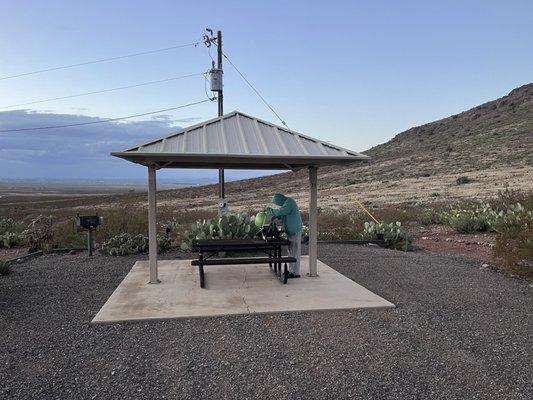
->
235, 113, 250, 154
220, 118, 229, 154
274, 126, 290, 155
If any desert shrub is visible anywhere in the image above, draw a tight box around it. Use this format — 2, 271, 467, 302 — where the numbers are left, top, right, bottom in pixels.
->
0, 218, 17, 235
0, 261, 11, 276
374, 206, 417, 224
0, 217, 26, 248
23, 215, 53, 252
100, 233, 171, 256
157, 235, 172, 252
0, 231, 25, 248
456, 176, 471, 185
160, 217, 184, 241
180, 212, 259, 250
493, 203, 533, 278
312, 209, 366, 239
51, 220, 86, 248
490, 189, 533, 212
101, 233, 148, 255
438, 202, 499, 233
318, 226, 360, 241
96, 206, 147, 241
361, 221, 412, 251
419, 208, 445, 225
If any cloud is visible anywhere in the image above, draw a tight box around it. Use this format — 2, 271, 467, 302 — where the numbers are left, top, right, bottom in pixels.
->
0, 110, 276, 183
0, 110, 181, 179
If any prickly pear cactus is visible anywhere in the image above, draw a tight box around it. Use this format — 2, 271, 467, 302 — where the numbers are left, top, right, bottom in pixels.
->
180, 212, 260, 250
361, 221, 412, 251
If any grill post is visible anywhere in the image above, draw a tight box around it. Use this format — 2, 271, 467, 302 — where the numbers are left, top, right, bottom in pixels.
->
87, 228, 93, 256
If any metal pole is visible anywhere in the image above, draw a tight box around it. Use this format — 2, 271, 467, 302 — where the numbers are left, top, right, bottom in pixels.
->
217, 30, 223, 116
216, 30, 226, 214
148, 165, 159, 283
87, 228, 93, 256
308, 166, 318, 277
219, 169, 225, 198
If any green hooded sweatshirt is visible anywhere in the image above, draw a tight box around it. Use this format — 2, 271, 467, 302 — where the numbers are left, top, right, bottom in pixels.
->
268, 193, 302, 236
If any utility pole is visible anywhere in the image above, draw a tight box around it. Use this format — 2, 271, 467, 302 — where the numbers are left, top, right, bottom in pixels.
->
216, 30, 226, 215
216, 30, 223, 117
205, 28, 226, 214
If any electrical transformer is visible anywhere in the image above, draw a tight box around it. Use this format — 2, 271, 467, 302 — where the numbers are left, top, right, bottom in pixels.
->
210, 68, 223, 92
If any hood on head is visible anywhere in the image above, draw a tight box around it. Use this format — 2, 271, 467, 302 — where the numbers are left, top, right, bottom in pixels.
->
272, 193, 287, 206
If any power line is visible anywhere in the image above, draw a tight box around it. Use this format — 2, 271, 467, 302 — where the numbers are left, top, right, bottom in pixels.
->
0, 41, 201, 81
0, 72, 204, 110
0, 99, 210, 133
217, 47, 290, 129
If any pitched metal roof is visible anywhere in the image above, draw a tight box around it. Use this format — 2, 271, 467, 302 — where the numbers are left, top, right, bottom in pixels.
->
111, 111, 369, 170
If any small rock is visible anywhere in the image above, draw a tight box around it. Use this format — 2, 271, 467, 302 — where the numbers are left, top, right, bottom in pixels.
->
481, 263, 489, 268
421, 236, 429, 240
445, 238, 451, 242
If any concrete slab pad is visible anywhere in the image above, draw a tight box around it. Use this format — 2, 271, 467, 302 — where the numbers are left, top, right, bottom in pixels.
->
92, 256, 394, 323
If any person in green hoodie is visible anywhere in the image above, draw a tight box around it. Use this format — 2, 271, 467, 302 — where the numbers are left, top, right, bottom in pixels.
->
266, 193, 303, 278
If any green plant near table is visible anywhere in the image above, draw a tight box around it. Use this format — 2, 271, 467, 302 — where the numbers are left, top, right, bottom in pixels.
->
101, 233, 171, 256
180, 212, 259, 250
361, 221, 412, 251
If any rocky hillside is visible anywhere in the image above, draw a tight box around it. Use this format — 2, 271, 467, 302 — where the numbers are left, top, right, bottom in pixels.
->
152, 83, 532, 211
366, 83, 533, 175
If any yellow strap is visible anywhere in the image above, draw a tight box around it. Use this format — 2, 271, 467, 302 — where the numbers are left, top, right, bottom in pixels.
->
352, 196, 380, 224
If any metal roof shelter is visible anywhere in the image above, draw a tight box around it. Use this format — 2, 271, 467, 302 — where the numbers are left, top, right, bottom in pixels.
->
111, 111, 369, 284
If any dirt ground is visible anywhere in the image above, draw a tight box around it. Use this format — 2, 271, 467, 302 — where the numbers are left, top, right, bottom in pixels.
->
409, 223, 496, 266
1, 245, 532, 399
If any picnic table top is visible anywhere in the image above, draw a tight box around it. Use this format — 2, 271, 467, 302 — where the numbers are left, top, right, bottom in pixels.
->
192, 238, 290, 249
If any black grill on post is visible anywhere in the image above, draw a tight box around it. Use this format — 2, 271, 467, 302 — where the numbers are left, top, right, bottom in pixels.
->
75, 214, 103, 256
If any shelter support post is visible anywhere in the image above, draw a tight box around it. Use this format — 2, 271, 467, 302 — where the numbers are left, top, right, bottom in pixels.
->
308, 166, 318, 277
218, 168, 227, 215
148, 165, 159, 284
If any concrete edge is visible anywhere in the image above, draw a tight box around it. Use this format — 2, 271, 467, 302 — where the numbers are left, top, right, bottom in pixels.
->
91, 302, 395, 325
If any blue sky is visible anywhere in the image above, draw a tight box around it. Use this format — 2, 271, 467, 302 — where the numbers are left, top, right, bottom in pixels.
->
0, 0, 531, 181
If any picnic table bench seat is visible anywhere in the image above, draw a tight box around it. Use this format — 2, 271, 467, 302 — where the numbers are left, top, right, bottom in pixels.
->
191, 238, 295, 288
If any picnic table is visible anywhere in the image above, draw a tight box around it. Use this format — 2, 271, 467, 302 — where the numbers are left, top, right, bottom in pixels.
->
191, 238, 296, 288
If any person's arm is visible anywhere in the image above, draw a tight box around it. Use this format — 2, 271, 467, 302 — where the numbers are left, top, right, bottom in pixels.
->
270, 200, 294, 217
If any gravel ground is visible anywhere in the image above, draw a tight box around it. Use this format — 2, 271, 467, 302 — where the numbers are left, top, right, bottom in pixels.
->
1, 245, 532, 400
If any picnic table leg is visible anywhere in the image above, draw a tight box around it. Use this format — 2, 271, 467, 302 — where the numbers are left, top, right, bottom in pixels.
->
276, 245, 281, 277
199, 265, 205, 288
199, 252, 205, 288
